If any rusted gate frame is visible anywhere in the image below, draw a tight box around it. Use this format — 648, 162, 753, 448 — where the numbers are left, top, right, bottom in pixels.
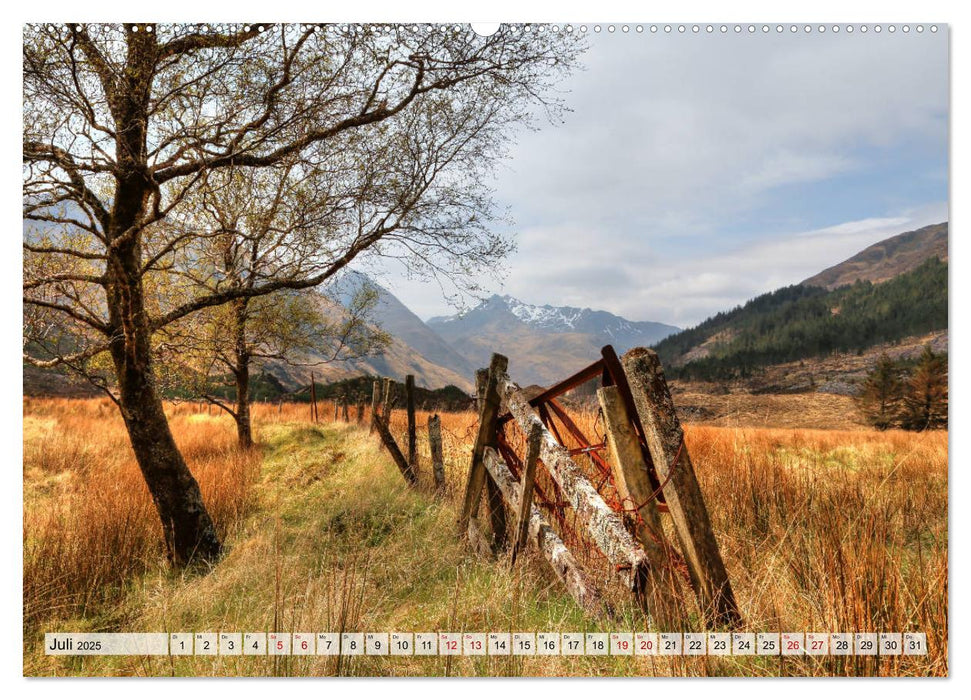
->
497, 344, 668, 510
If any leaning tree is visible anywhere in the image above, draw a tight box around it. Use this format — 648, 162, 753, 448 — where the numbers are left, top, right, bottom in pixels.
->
23, 23, 581, 565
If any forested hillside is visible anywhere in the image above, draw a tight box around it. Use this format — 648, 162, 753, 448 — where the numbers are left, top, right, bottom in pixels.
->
653, 257, 947, 381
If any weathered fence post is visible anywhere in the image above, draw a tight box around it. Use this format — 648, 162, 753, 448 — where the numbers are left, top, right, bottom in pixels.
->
310, 372, 319, 423
598, 384, 684, 627
406, 375, 417, 471
369, 380, 381, 434
510, 422, 543, 565
429, 414, 445, 492
373, 414, 418, 487
474, 364, 507, 550
460, 355, 508, 534
381, 377, 393, 420
621, 348, 742, 628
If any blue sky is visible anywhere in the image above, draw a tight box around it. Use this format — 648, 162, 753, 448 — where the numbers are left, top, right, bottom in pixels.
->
374, 26, 949, 328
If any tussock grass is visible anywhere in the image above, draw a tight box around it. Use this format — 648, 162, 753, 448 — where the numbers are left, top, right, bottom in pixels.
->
23, 399, 947, 676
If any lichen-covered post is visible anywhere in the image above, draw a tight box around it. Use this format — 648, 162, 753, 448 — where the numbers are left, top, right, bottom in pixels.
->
483, 447, 608, 618
498, 371, 651, 591
621, 347, 742, 628
598, 384, 685, 627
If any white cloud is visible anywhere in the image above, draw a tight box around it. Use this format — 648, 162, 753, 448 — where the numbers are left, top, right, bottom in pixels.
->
373, 30, 948, 327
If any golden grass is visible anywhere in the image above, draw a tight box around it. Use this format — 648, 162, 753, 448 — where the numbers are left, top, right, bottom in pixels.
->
23, 397, 947, 676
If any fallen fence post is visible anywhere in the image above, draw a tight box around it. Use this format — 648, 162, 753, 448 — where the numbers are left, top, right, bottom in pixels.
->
429, 414, 445, 492
459, 354, 508, 533
373, 414, 418, 487
621, 347, 742, 628
497, 368, 651, 592
484, 447, 608, 618
511, 422, 542, 565
406, 374, 417, 471
598, 384, 684, 627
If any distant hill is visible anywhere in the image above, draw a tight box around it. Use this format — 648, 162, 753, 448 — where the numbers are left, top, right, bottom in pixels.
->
803, 222, 948, 289
653, 256, 947, 382
268, 272, 474, 392
333, 271, 474, 380
427, 295, 679, 385
24, 272, 477, 397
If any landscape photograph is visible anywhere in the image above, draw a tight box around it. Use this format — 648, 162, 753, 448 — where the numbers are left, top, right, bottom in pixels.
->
22, 22, 948, 678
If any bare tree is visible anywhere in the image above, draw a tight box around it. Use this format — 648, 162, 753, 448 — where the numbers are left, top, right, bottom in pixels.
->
23, 23, 581, 565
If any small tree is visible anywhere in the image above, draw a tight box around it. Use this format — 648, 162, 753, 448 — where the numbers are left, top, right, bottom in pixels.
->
170, 285, 389, 448
858, 353, 904, 430
901, 345, 948, 431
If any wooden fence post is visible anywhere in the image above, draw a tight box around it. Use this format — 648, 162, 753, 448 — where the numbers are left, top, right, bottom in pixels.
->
429, 414, 445, 492
310, 372, 318, 423
373, 414, 418, 487
459, 354, 508, 533
510, 422, 542, 565
406, 375, 417, 471
598, 384, 684, 627
621, 348, 742, 628
381, 377, 393, 420
370, 379, 381, 434
473, 368, 508, 549
342, 399, 349, 422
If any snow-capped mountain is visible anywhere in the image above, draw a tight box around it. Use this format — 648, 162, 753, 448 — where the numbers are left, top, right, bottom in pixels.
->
427, 295, 679, 385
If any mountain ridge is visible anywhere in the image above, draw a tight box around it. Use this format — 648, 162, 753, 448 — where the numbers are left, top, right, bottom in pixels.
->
427, 294, 679, 385
652, 222, 949, 382
802, 222, 947, 289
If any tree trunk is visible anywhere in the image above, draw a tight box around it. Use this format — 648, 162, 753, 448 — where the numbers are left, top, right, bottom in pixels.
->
102, 33, 221, 567
106, 238, 222, 566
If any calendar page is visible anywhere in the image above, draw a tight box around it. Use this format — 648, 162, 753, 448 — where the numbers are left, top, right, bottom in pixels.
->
20, 12, 949, 682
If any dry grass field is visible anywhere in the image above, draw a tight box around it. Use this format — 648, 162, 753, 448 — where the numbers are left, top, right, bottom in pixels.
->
23, 396, 947, 676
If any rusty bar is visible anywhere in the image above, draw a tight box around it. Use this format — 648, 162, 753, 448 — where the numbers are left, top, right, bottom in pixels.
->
498, 358, 605, 426
547, 398, 612, 477
496, 435, 569, 535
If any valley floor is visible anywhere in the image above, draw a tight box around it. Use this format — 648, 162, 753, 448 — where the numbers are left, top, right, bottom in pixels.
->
23, 400, 947, 677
